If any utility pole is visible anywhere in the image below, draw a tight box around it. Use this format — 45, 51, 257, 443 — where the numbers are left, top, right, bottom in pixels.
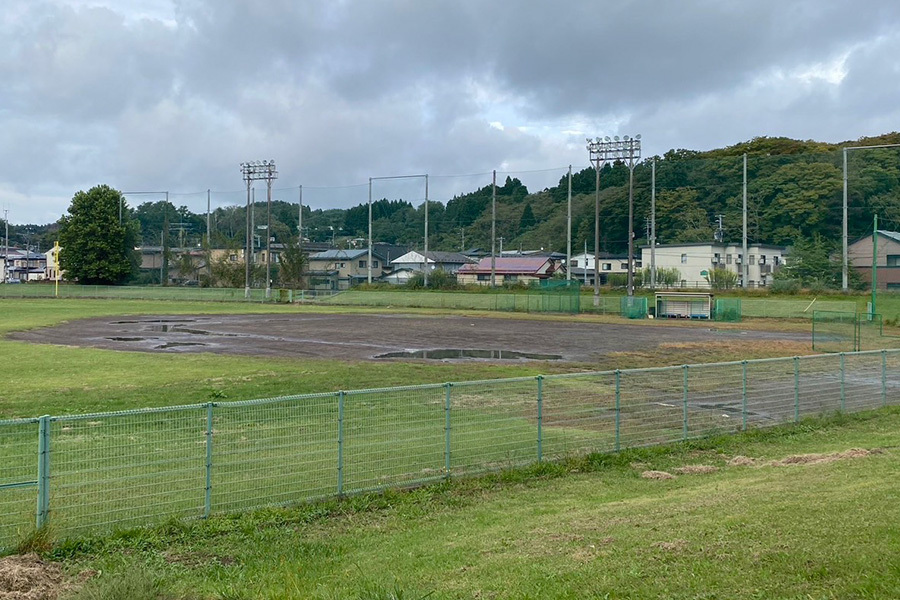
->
491, 170, 496, 288
368, 178, 373, 284
566, 165, 572, 281
498, 236, 504, 256
742, 153, 748, 289
424, 174, 429, 288
872, 213, 878, 317
584, 239, 588, 286
651, 158, 656, 289
3, 209, 8, 284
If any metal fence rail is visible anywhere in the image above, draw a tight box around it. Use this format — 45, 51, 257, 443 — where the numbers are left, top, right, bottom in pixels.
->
1, 349, 898, 550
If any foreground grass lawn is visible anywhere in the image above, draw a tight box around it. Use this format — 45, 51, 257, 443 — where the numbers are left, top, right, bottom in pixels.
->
55, 408, 900, 600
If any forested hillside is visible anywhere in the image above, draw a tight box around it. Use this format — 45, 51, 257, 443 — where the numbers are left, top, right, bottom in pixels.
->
8, 133, 900, 255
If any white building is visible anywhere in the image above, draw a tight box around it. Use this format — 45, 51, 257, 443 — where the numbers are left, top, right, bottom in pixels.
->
390, 251, 473, 274
641, 242, 786, 288
568, 252, 641, 285
45, 246, 63, 281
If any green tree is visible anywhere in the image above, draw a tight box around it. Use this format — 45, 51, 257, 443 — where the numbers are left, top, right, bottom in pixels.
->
278, 237, 307, 287
518, 203, 536, 233
704, 267, 738, 290
58, 185, 139, 284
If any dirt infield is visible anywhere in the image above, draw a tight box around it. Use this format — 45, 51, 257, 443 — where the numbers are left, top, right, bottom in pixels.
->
9, 313, 810, 362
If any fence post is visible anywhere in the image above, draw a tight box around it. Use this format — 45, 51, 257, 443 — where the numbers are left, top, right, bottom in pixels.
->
882, 350, 888, 407
337, 391, 345, 496
793, 356, 800, 423
444, 383, 452, 477
840, 353, 846, 412
536, 376, 543, 462
204, 402, 214, 518
614, 370, 621, 452
36, 416, 51, 530
740, 361, 748, 431
682, 365, 689, 440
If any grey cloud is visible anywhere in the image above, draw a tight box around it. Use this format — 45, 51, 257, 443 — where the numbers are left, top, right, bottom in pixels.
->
2, 0, 900, 223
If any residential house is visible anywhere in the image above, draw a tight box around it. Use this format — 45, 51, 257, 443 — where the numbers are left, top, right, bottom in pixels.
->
307, 247, 397, 290
568, 251, 641, 286
848, 230, 900, 290
44, 246, 63, 281
456, 256, 564, 286
390, 250, 474, 275
1, 248, 46, 282
641, 242, 785, 288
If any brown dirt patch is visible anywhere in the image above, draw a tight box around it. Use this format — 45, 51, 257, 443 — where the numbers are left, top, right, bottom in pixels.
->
9, 313, 811, 363
641, 470, 676, 480
673, 465, 719, 475
651, 540, 688, 552
770, 448, 880, 467
0, 554, 66, 600
728, 455, 757, 466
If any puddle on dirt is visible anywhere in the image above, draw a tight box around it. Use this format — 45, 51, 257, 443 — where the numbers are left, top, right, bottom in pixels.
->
375, 349, 563, 360
113, 319, 198, 325
156, 342, 207, 349
106, 337, 147, 342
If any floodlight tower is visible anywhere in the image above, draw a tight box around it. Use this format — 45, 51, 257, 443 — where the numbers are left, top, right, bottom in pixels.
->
240, 160, 278, 298
586, 136, 614, 306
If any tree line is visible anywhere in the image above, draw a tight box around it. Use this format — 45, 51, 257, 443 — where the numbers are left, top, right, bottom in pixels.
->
31, 132, 900, 285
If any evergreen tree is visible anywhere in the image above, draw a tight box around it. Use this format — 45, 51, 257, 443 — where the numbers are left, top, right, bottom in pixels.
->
58, 185, 139, 284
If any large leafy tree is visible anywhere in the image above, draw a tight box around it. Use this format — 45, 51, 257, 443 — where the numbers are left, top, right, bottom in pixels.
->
58, 185, 139, 284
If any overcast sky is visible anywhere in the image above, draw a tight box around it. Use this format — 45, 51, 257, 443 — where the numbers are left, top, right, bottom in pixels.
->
2, 0, 899, 225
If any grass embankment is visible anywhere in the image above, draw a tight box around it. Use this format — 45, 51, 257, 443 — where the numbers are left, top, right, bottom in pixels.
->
51, 407, 900, 600
0, 299, 818, 418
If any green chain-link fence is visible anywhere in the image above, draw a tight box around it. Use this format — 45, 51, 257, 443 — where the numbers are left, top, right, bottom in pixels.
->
2, 349, 898, 550
714, 298, 742, 322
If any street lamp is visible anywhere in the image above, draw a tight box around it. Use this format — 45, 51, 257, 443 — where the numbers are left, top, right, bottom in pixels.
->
240, 160, 278, 299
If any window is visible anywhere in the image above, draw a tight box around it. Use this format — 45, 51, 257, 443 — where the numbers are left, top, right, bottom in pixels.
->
358, 260, 366, 268
338, 262, 345, 268
680, 254, 687, 264
759, 255, 766, 265
506, 275, 518, 282
602, 263, 611, 271
748, 255, 756, 265
373, 260, 379, 268
887, 255, 900, 267
774, 256, 781, 266
569, 260, 578, 267
713, 253, 721, 264
229, 253, 237, 262
726, 254, 732, 264
477, 274, 490, 281
620, 263, 628, 270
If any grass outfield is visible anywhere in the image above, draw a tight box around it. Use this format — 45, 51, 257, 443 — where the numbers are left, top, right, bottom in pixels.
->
0, 298, 821, 418
53, 408, 900, 600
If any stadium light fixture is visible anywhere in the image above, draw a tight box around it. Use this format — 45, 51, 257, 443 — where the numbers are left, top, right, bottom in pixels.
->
587, 134, 642, 298
241, 160, 279, 298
